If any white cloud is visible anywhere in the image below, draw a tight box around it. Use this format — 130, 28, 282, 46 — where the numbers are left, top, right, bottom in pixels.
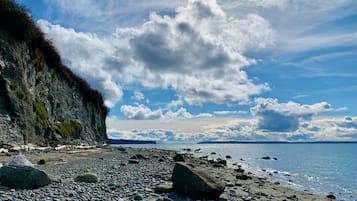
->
131, 91, 145, 101
108, 109, 357, 141
38, 0, 274, 107
37, 20, 123, 107
164, 107, 193, 120
291, 94, 309, 100
120, 104, 214, 120
221, 0, 357, 52
43, 0, 186, 33
213, 110, 248, 115
120, 104, 163, 120
166, 99, 184, 109
335, 107, 348, 112
251, 98, 332, 132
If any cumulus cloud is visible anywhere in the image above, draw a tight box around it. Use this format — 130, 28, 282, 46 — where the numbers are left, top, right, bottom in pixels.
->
251, 98, 332, 132
166, 99, 184, 109
164, 107, 193, 120
120, 104, 214, 120
38, 20, 123, 107
38, 0, 274, 107
120, 104, 163, 120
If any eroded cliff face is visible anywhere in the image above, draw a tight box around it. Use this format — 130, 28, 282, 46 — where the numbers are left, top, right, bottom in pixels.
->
0, 37, 107, 146
0, 1, 107, 146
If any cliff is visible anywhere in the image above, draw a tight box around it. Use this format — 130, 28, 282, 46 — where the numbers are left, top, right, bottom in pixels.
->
0, 0, 108, 146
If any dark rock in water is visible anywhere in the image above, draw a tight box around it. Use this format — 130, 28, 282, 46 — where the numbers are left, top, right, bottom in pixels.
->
173, 154, 185, 162
326, 194, 336, 199
235, 168, 244, 173
216, 158, 227, 166
0, 165, 50, 189
183, 148, 191, 152
129, 159, 139, 164
117, 147, 126, 152
135, 154, 149, 160
37, 159, 46, 165
172, 162, 225, 198
74, 173, 98, 183
213, 163, 224, 168
155, 184, 174, 193
236, 174, 252, 180
130, 155, 139, 160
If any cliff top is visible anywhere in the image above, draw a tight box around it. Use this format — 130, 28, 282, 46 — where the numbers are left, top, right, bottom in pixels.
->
0, 0, 108, 116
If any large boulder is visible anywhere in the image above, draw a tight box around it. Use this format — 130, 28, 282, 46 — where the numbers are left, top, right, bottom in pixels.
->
172, 162, 225, 198
0, 165, 50, 189
173, 153, 185, 162
0, 154, 50, 189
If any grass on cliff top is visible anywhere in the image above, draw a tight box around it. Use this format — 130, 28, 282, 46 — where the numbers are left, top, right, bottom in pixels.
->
0, 0, 108, 117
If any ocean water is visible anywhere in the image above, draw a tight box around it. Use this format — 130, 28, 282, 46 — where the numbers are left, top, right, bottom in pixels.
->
114, 143, 357, 200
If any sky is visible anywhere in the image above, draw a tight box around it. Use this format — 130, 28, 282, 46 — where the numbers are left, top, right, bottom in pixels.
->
17, 0, 357, 142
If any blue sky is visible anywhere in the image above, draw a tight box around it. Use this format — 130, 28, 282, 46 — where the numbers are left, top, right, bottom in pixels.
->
18, 0, 357, 142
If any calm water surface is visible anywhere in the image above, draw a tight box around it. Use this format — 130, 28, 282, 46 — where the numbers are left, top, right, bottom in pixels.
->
114, 143, 357, 200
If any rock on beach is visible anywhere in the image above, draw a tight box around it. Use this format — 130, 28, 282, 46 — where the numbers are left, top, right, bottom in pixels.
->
0, 155, 50, 189
172, 162, 225, 198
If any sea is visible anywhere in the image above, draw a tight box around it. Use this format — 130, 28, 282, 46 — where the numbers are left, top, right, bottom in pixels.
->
114, 143, 357, 201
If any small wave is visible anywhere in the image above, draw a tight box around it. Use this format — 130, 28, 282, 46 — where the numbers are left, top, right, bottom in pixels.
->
304, 174, 315, 181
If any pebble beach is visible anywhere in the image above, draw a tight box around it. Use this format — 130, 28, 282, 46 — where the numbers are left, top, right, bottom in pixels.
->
0, 146, 334, 201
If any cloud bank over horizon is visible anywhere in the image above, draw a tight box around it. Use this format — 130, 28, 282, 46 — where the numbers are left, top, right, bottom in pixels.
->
108, 98, 357, 142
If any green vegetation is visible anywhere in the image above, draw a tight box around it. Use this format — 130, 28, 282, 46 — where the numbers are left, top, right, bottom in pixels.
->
0, 0, 108, 116
33, 101, 48, 129
56, 120, 83, 138
10, 83, 27, 100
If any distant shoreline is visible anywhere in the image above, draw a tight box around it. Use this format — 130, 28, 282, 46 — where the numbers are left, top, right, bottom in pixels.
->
198, 140, 357, 144
107, 138, 156, 144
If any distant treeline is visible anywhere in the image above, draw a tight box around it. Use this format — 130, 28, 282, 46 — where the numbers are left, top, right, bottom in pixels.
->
0, 0, 108, 116
108, 139, 156, 144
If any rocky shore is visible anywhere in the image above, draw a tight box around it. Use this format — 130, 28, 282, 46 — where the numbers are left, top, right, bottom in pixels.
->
0, 145, 334, 201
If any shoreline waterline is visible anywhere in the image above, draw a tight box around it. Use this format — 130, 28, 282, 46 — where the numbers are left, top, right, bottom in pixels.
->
114, 143, 356, 200
0, 145, 333, 200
